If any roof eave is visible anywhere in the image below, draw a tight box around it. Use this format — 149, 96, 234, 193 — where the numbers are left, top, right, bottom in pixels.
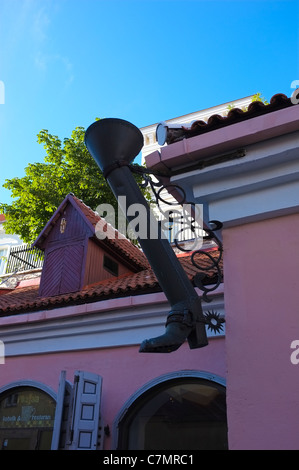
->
145, 105, 299, 173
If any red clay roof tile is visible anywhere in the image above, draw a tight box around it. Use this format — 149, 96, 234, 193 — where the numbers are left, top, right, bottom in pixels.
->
0, 249, 222, 315
73, 195, 149, 270
167, 93, 293, 144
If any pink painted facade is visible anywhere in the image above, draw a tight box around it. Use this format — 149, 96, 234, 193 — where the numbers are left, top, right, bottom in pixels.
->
144, 93, 299, 449
0, 338, 225, 450
224, 214, 299, 450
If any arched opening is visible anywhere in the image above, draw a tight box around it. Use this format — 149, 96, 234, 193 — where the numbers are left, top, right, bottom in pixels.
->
117, 374, 228, 450
0, 386, 56, 450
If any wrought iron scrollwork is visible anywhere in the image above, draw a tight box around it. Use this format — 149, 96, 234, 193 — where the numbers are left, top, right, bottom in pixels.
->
130, 164, 224, 305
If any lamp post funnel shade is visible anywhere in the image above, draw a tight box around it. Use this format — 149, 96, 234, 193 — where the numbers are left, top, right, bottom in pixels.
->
84, 118, 144, 172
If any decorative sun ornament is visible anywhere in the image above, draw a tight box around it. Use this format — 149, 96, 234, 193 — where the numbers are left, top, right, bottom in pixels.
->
204, 310, 225, 334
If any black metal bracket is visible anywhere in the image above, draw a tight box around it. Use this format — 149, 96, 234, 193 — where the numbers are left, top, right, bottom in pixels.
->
129, 163, 224, 304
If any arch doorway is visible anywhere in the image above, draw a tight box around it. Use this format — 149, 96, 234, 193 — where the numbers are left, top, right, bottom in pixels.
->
0, 386, 56, 450
117, 373, 228, 450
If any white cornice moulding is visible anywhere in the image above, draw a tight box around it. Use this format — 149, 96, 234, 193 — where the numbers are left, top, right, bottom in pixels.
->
0, 289, 224, 357
169, 128, 299, 226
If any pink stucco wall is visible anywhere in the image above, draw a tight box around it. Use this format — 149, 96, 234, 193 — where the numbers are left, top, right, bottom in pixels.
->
0, 337, 225, 449
223, 213, 299, 450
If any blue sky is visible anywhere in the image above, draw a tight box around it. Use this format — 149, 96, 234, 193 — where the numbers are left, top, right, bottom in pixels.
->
0, 0, 298, 204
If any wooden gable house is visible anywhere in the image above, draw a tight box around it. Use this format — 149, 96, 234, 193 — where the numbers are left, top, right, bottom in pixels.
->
33, 193, 148, 298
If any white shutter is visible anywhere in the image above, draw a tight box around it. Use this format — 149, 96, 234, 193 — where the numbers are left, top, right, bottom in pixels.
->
51, 370, 103, 450
51, 371, 73, 450
68, 371, 103, 450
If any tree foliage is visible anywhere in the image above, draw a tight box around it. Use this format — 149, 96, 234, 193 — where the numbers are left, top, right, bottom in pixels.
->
0, 125, 148, 243
251, 92, 269, 105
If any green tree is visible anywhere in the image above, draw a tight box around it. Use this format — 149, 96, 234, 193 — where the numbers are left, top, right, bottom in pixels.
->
0, 125, 149, 243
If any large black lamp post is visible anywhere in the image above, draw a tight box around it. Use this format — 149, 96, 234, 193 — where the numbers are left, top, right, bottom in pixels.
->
84, 118, 208, 353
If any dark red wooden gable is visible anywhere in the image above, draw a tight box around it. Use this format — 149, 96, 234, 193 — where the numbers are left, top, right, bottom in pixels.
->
37, 195, 137, 298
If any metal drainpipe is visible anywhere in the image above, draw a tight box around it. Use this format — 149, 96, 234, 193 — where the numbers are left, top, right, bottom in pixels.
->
84, 118, 208, 353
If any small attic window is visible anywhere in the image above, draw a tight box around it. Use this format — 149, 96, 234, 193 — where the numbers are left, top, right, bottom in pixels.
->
103, 255, 119, 277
